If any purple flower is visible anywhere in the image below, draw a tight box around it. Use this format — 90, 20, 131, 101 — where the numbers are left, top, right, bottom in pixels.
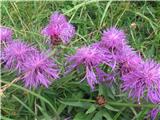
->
101, 27, 127, 50
116, 45, 142, 75
95, 67, 115, 84
50, 11, 67, 24
148, 90, 160, 104
91, 42, 116, 69
2, 40, 37, 73
41, 11, 75, 44
0, 26, 13, 43
67, 46, 113, 89
23, 52, 59, 88
144, 61, 160, 104
96, 27, 128, 69
122, 60, 160, 103
149, 108, 160, 120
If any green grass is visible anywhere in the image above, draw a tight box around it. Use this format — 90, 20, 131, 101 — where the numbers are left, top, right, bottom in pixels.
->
1, 1, 160, 120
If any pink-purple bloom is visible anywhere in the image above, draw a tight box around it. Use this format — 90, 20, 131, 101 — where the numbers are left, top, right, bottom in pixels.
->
149, 108, 160, 120
0, 26, 13, 43
2, 40, 37, 73
41, 11, 75, 44
116, 45, 142, 75
67, 46, 113, 89
101, 27, 127, 50
23, 52, 59, 88
91, 42, 116, 68
95, 27, 128, 69
122, 60, 160, 104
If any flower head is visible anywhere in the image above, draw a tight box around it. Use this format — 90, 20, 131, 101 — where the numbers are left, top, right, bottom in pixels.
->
41, 11, 75, 44
0, 26, 13, 43
122, 60, 160, 103
149, 108, 160, 120
67, 46, 113, 89
144, 60, 160, 104
23, 52, 59, 88
116, 45, 142, 75
68, 46, 111, 70
50, 11, 67, 24
91, 42, 117, 69
2, 40, 37, 73
101, 27, 127, 50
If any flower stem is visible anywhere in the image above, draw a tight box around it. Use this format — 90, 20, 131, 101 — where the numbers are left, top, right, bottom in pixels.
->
77, 99, 156, 108
107, 101, 156, 108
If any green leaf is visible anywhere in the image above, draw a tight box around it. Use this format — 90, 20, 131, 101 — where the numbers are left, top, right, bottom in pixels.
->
36, 104, 52, 120
1, 116, 15, 120
102, 110, 113, 120
92, 111, 103, 120
59, 100, 92, 109
113, 107, 126, 120
105, 104, 119, 112
57, 104, 66, 114
134, 108, 149, 120
12, 95, 36, 116
85, 105, 96, 114
99, 0, 112, 28
98, 84, 104, 95
74, 113, 92, 120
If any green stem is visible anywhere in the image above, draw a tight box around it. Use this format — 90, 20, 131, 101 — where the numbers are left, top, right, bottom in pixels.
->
74, 99, 157, 108
64, 0, 98, 15
108, 102, 156, 108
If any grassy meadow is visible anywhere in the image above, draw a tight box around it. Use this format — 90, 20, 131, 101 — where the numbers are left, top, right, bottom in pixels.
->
1, 1, 160, 120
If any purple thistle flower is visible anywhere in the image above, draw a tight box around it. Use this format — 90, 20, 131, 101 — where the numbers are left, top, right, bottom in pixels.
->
0, 26, 13, 43
41, 11, 75, 44
91, 42, 116, 69
95, 27, 128, 69
95, 67, 115, 84
101, 27, 127, 50
116, 45, 142, 75
149, 108, 160, 120
148, 90, 160, 104
144, 60, 160, 104
67, 46, 112, 89
2, 40, 37, 73
50, 11, 67, 24
122, 60, 160, 103
23, 52, 59, 88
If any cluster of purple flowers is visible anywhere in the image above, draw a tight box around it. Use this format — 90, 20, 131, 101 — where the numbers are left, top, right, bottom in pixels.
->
1, 12, 75, 88
67, 46, 114, 90
0, 12, 74, 88
1, 11, 159, 119
67, 27, 160, 119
